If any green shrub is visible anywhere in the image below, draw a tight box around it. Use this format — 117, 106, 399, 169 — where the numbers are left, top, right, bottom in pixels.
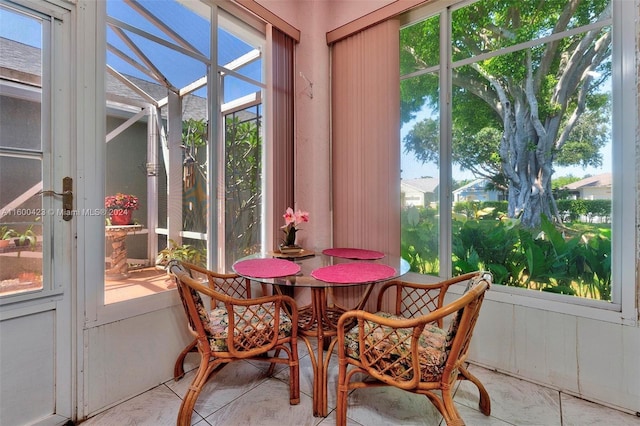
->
556, 199, 611, 222
401, 202, 612, 301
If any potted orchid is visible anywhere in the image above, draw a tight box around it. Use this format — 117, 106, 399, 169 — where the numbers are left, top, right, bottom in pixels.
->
280, 207, 309, 252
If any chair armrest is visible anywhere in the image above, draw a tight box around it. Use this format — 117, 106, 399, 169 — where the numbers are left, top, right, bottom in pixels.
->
338, 302, 461, 340
183, 277, 298, 325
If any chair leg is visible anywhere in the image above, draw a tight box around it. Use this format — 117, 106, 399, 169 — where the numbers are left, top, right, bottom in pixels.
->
459, 365, 491, 415
336, 363, 348, 426
174, 339, 197, 381
441, 388, 465, 426
177, 355, 213, 426
177, 393, 196, 426
288, 341, 300, 404
336, 388, 349, 426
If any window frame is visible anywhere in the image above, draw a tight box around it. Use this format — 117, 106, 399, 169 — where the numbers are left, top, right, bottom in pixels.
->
0, 2, 53, 304
399, 0, 637, 326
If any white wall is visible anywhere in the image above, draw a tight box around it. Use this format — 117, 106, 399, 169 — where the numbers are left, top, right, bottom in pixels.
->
582, 187, 612, 200
85, 305, 190, 415
470, 299, 640, 414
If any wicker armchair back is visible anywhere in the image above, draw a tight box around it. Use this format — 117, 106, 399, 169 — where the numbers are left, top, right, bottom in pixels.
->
336, 271, 492, 426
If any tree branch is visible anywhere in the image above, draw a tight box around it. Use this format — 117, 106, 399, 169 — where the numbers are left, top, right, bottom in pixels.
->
535, 0, 580, 88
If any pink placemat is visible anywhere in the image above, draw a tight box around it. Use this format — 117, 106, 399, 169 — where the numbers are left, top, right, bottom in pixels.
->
322, 247, 385, 260
233, 258, 300, 278
311, 263, 396, 284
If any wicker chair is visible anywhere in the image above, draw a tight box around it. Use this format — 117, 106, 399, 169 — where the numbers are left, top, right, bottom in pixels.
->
172, 261, 256, 380
169, 261, 300, 426
336, 271, 492, 426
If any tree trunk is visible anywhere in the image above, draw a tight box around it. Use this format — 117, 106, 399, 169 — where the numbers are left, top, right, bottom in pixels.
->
501, 100, 556, 229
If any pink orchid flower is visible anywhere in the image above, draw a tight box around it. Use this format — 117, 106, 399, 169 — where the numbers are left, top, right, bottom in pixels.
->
283, 207, 297, 226
283, 207, 310, 227
294, 210, 310, 225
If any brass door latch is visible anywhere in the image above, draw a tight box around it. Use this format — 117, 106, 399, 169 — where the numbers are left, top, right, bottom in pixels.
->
39, 177, 73, 221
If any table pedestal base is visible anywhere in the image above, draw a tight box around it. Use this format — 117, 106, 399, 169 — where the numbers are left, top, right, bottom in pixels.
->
296, 286, 371, 417
105, 225, 143, 280
106, 229, 129, 279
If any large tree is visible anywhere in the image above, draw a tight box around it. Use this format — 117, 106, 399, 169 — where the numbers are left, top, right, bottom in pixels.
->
401, 0, 611, 228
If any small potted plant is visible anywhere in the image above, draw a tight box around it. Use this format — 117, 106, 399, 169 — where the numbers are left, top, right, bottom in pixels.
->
13, 224, 36, 249
105, 193, 139, 225
156, 239, 206, 269
0, 225, 15, 249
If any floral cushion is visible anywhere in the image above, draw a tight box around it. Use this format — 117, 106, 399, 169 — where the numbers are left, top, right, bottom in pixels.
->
181, 286, 292, 352
344, 311, 449, 382
205, 304, 293, 352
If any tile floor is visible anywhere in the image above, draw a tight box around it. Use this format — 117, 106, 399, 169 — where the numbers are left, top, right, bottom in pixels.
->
79, 343, 639, 426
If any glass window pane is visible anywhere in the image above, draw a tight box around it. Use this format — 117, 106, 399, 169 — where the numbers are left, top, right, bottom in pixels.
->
401, 0, 613, 302
0, 156, 43, 295
451, 0, 610, 62
103, 0, 266, 301
223, 104, 262, 270
401, 71, 441, 276
0, 6, 42, 152
0, 97, 41, 151
400, 15, 439, 75
0, 6, 44, 296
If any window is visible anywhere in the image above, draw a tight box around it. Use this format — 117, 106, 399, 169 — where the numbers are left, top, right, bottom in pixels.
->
400, 0, 634, 317
0, 4, 46, 297
103, 0, 266, 303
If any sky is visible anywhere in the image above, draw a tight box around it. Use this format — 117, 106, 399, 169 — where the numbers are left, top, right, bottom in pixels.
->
0, 7, 40, 47
105, 0, 261, 103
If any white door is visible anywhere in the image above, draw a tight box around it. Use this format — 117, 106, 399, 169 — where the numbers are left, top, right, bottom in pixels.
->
0, 1, 74, 424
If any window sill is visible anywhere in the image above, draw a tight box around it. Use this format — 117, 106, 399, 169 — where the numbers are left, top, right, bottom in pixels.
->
402, 271, 636, 327
105, 267, 173, 304
86, 267, 181, 327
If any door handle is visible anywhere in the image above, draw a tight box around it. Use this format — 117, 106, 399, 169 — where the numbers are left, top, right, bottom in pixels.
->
39, 177, 73, 221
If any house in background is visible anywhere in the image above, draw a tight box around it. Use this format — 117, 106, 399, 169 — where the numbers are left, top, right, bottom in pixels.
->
452, 178, 502, 202
400, 177, 438, 207
562, 172, 612, 200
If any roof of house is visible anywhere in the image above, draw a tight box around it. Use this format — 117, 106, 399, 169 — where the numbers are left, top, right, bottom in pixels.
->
563, 173, 612, 190
0, 37, 241, 123
0, 38, 41, 85
401, 178, 439, 193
